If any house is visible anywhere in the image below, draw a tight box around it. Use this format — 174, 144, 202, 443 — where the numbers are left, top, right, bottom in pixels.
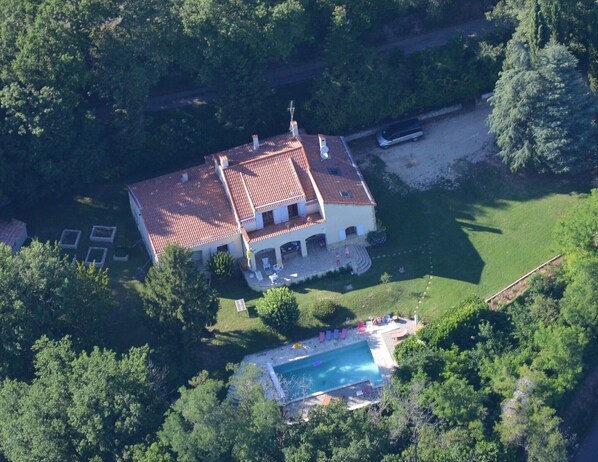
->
128, 122, 377, 271
0, 218, 28, 252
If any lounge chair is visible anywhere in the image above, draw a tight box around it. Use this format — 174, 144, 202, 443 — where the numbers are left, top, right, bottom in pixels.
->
340, 327, 348, 339
319, 331, 325, 342
357, 321, 366, 333
384, 314, 391, 324
326, 330, 332, 341
255, 270, 263, 281
366, 320, 373, 331
333, 328, 340, 339
262, 257, 271, 273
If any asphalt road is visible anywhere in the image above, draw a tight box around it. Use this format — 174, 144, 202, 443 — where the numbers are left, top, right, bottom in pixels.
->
145, 18, 494, 112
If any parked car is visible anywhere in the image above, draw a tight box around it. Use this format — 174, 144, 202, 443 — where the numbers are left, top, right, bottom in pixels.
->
376, 118, 423, 148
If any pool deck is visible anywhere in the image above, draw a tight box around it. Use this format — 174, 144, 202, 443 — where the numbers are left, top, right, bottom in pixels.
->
240, 318, 417, 416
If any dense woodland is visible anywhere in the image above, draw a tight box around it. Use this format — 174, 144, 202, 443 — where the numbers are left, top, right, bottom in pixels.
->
1, 0, 595, 213
0, 0, 598, 460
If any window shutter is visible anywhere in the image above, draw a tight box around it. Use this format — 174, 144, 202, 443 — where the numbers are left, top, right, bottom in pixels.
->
357, 224, 365, 236
338, 229, 346, 241
229, 243, 236, 254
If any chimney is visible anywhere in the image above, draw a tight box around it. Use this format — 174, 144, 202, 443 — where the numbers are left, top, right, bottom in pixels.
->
180, 172, 189, 183
290, 120, 299, 138
318, 134, 327, 150
219, 155, 229, 168
252, 134, 259, 150
318, 134, 329, 160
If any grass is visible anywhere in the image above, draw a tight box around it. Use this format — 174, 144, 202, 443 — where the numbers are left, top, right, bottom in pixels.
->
19, 150, 591, 377
203, 161, 590, 371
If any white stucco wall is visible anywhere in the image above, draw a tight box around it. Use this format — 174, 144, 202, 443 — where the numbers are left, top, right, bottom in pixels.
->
189, 234, 244, 266
128, 193, 158, 262
321, 203, 376, 247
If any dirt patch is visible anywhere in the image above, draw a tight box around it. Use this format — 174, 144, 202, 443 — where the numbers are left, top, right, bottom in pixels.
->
486, 256, 563, 310
349, 104, 496, 191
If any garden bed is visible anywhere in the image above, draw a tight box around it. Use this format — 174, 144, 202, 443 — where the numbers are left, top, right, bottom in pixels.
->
90, 225, 117, 243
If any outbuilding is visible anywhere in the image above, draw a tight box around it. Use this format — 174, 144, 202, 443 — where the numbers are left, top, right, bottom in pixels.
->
0, 218, 28, 252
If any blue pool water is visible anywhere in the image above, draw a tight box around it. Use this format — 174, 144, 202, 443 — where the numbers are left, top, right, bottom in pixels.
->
273, 341, 383, 401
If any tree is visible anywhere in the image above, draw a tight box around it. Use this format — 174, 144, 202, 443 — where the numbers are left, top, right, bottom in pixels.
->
160, 366, 283, 462
207, 251, 237, 279
142, 245, 218, 344
284, 400, 389, 462
554, 189, 598, 259
0, 336, 160, 462
559, 257, 598, 335
488, 40, 597, 174
0, 241, 111, 379
255, 287, 299, 335
424, 375, 486, 428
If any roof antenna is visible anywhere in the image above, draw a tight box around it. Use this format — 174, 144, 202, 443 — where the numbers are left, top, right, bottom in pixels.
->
288, 100, 295, 132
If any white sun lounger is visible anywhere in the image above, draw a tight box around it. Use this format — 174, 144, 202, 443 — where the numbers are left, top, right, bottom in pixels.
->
255, 270, 263, 281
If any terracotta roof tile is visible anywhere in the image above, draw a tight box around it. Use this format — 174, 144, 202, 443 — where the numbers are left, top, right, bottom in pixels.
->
0, 218, 27, 249
301, 134, 376, 206
129, 165, 238, 256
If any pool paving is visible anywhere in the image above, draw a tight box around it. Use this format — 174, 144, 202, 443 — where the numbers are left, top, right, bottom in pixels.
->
240, 317, 417, 417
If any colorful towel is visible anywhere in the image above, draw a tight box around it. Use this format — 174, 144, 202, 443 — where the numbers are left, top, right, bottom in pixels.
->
319, 332, 325, 342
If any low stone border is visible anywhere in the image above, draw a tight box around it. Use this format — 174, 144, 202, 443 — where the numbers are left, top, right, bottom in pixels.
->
85, 247, 108, 268
90, 225, 117, 243
112, 254, 129, 262
59, 229, 81, 250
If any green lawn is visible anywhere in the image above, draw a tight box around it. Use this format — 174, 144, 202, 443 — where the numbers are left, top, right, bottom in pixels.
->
20, 157, 589, 375
204, 162, 589, 370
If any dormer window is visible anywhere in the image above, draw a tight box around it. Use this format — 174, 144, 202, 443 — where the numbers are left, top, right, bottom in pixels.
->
328, 167, 341, 176
340, 191, 352, 198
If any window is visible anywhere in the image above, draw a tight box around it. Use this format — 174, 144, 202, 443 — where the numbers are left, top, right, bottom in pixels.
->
262, 210, 274, 226
340, 191, 352, 198
288, 203, 299, 219
346, 226, 357, 236
327, 167, 341, 176
217, 244, 229, 253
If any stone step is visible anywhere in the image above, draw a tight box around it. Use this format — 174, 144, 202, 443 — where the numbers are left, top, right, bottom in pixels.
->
348, 245, 372, 275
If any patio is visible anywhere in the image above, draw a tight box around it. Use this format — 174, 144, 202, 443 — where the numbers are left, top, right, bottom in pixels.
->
243, 244, 369, 290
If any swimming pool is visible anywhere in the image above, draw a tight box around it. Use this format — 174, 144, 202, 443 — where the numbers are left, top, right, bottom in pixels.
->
273, 341, 383, 401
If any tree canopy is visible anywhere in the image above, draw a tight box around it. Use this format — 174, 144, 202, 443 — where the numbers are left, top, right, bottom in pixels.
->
488, 40, 598, 174
142, 245, 218, 345
0, 336, 161, 462
0, 241, 111, 379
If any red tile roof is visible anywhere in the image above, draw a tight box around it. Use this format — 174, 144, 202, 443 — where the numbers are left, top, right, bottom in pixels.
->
129, 165, 238, 255
0, 218, 27, 249
129, 126, 375, 256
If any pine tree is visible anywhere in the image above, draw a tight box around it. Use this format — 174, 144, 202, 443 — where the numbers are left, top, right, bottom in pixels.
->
489, 40, 597, 174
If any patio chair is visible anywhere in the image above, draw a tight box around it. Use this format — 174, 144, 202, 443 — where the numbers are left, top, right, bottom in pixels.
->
262, 257, 271, 273
366, 320, 373, 331
319, 332, 326, 342
340, 327, 348, 339
326, 330, 333, 341
333, 328, 340, 339
255, 270, 263, 282
357, 321, 366, 333
384, 314, 391, 324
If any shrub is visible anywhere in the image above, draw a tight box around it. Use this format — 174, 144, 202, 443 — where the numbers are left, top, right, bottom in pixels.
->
417, 296, 489, 350
380, 272, 392, 284
256, 287, 299, 335
311, 299, 339, 321
367, 226, 387, 247
207, 251, 237, 279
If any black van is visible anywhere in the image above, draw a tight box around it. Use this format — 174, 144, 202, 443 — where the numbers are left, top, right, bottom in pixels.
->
376, 118, 423, 148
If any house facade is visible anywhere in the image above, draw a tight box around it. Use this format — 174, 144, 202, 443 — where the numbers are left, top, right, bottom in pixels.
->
128, 122, 377, 270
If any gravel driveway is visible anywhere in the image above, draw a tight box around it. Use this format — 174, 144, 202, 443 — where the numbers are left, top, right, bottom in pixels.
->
349, 104, 496, 190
